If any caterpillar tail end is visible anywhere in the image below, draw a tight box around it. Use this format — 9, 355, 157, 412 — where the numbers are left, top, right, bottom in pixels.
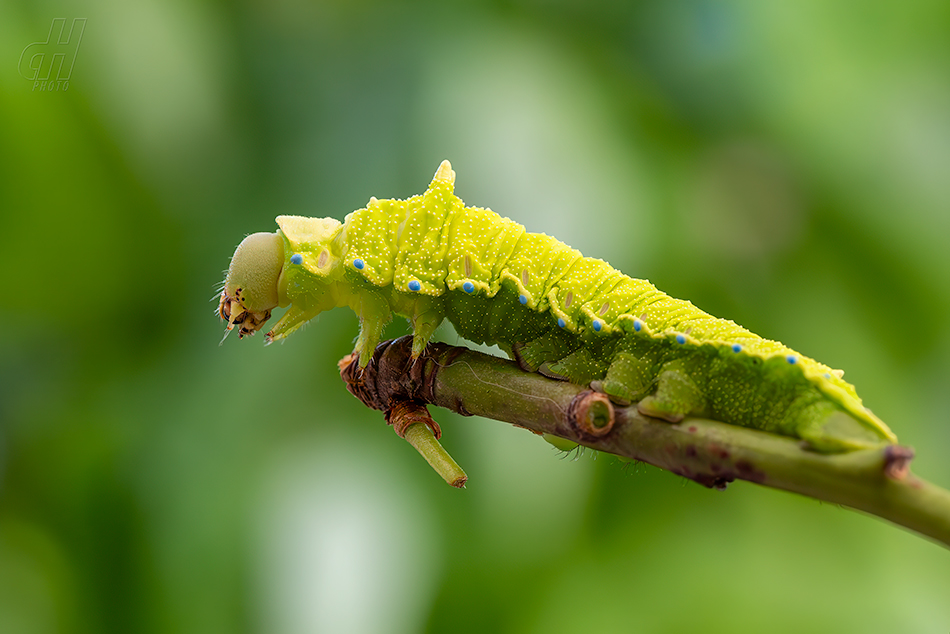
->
801, 410, 896, 453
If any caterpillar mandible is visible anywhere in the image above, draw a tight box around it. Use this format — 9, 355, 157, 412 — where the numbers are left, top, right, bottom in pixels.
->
219, 160, 897, 453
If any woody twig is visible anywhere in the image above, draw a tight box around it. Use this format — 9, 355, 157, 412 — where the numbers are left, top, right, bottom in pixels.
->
338, 336, 950, 549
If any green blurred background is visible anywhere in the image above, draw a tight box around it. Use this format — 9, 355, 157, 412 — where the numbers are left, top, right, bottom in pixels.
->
2, 1, 949, 632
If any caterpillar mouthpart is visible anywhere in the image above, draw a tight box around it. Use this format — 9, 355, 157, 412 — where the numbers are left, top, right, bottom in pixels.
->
219, 231, 283, 341
218, 291, 272, 341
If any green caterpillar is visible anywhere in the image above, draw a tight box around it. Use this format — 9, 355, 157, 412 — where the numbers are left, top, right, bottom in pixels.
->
219, 160, 896, 453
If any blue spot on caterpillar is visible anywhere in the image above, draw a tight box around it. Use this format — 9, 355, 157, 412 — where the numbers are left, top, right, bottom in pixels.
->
220, 160, 898, 454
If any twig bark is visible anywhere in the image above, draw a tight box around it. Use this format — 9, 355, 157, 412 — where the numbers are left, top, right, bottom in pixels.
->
339, 352, 467, 487
339, 336, 950, 549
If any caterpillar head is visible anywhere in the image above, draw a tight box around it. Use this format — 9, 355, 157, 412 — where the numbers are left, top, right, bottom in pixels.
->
219, 231, 284, 338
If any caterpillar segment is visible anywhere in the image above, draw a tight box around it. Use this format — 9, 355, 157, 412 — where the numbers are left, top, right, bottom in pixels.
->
220, 160, 898, 453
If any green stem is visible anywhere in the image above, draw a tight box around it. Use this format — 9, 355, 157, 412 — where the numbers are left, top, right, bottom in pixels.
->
339, 337, 950, 548
402, 423, 467, 488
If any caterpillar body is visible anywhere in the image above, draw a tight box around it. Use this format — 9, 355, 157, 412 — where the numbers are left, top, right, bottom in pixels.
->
219, 160, 896, 453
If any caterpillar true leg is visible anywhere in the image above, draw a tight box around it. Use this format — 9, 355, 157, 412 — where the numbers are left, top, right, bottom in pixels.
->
408, 297, 445, 359
353, 290, 392, 366
265, 303, 322, 344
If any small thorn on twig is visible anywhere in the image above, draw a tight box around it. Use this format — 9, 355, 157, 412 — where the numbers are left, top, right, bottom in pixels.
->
884, 445, 914, 480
